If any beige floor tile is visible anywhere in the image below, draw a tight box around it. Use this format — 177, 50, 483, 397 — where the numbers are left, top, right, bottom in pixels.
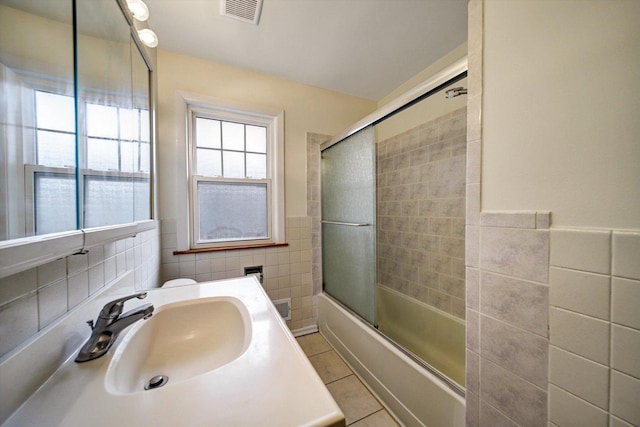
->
309, 350, 352, 384
350, 410, 399, 427
326, 375, 382, 425
296, 332, 332, 357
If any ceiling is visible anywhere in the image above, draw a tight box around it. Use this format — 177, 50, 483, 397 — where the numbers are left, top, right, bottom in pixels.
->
144, 0, 468, 101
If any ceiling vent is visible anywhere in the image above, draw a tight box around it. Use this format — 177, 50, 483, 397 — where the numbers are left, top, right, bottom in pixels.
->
221, 0, 264, 25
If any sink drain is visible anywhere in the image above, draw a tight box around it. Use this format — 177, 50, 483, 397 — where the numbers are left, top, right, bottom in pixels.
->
144, 374, 169, 390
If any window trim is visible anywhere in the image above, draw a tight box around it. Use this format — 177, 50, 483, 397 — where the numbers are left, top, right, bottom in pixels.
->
24, 164, 151, 235
176, 91, 285, 251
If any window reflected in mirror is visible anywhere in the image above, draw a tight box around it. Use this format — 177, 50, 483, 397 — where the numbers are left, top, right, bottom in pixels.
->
0, 0, 152, 242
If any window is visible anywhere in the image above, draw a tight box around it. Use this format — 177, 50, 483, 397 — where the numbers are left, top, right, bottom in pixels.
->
187, 103, 284, 249
27, 90, 150, 235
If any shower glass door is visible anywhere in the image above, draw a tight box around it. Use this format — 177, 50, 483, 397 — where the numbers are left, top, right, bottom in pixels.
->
321, 125, 376, 324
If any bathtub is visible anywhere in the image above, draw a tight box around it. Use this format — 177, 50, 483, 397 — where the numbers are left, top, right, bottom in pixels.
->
318, 291, 465, 427
377, 285, 465, 387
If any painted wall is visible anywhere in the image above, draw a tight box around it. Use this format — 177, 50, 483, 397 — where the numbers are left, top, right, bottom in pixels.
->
376, 43, 467, 142
155, 49, 377, 220
466, 1, 640, 426
482, 0, 640, 229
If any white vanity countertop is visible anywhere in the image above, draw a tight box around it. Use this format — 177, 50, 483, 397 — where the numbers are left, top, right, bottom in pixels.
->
3, 277, 344, 427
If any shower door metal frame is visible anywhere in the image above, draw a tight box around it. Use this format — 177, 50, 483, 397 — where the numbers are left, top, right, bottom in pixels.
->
319, 56, 469, 395
321, 57, 468, 151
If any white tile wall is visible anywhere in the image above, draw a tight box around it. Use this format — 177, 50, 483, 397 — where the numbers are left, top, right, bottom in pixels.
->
0, 226, 160, 359
611, 277, 640, 329
612, 232, 640, 280
611, 325, 640, 379
549, 229, 611, 275
610, 370, 640, 425
549, 227, 640, 427
159, 217, 316, 332
549, 346, 609, 410
549, 385, 608, 427
550, 307, 610, 365
549, 267, 610, 320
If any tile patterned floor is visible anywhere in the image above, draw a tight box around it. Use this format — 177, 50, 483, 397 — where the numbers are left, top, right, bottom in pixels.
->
296, 333, 399, 427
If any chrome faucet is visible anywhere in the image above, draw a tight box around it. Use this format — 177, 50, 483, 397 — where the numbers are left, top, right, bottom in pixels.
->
75, 292, 154, 363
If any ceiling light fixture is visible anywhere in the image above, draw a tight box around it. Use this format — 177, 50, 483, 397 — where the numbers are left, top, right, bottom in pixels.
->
127, 0, 150, 22
137, 28, 158, 48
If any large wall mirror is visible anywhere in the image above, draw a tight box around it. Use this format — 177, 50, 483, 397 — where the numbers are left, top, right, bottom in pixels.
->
0, 0, 152, 242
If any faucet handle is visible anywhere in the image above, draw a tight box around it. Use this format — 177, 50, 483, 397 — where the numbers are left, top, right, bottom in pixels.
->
99, 292, 148, 319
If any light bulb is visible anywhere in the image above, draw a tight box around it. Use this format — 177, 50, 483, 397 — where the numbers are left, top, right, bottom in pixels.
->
127, 0, 149, 22
138, 28, 158, 48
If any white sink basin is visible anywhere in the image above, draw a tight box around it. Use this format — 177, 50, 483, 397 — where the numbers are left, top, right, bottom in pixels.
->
3, 277, 344, 427
105, 297, 251, 394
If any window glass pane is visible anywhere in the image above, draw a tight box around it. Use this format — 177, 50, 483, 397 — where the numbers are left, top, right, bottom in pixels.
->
134, 178, 150, 221
197, 181, 268, 242
246, 153, 266, 179
87, 103, 118, 138
196, 117, 221, 149
121, 141, 138, 173
221, 121, 244, 151
140, 142, 150, 172
35, 91, 75, 132
84, 176, 135, 227
140, 109, 150, 142
222, 151, 244, 178
35, 173, 76, 235
119, 108, 138, 141
87, 138, 118, 170
196, 148, 222, 176
36, 130, 76, 167
246, 125, 266, 153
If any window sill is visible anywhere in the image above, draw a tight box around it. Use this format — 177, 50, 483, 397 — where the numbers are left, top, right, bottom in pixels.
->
174, 242, 288, 255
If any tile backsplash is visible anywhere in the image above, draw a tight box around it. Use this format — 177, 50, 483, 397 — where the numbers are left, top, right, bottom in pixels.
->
0, 226, 160, 359
160, 217, 316, 332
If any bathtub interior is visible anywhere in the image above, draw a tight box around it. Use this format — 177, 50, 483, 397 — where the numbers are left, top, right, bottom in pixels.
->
377, 285, 465, 386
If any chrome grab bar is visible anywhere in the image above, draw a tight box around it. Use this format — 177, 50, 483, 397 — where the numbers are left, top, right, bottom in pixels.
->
321, 220, 371, 227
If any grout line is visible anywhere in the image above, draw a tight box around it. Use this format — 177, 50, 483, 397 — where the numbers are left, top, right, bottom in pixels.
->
323, 373, 355, 387
347, 408, 398, 426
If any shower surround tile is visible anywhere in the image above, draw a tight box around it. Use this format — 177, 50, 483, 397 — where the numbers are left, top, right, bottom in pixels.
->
377, 107, 467, 319
480, 359, 547, 426
480, 226, 549, 283
480, 315, 548, 388
467, 210, 551, 425
480, 271, 548, 337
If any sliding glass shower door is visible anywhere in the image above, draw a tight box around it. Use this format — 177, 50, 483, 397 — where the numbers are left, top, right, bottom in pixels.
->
321, 126, 376, 324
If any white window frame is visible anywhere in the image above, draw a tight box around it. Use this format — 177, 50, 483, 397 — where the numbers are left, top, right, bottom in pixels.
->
177, 92, 284, 251
21, 87, 152, 235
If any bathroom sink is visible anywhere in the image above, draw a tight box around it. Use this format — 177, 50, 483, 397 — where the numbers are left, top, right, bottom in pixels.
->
105, 296, 252, 394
